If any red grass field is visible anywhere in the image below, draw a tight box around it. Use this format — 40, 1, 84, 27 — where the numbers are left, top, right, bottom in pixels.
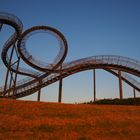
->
0, 99, 140, 140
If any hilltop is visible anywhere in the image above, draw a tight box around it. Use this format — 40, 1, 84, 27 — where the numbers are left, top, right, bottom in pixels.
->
0, 99, 140, 140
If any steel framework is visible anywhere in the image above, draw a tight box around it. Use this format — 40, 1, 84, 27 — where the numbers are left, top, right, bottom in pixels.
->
0, 12, 140, 102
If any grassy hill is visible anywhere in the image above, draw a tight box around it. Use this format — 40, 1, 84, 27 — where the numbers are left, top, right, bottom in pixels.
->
0, 99, 140, 140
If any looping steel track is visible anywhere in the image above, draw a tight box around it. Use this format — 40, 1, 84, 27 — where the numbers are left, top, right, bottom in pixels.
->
17, 26, 68, 72
0, 12, 140, 99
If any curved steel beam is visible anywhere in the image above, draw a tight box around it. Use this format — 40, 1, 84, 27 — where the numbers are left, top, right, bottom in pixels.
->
17, 26, 68, 72
0, 12, 39, 78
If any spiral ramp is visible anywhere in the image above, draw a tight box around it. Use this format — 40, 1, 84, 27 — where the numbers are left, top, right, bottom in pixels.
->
0, 12, 139, 100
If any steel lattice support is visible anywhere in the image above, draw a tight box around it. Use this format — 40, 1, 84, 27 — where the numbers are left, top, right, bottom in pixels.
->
3, 44, 15, 96
3, 43, 21, 96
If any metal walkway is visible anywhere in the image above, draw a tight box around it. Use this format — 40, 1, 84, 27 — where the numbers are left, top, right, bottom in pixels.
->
0, 12, 139, 100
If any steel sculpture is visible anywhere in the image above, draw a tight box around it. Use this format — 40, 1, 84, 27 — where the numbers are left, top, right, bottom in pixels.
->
0, 12, 140, 102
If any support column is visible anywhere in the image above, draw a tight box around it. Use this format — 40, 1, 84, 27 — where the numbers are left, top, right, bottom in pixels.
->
58, 78, 63, 103
93, 69, 96, 102
8, 72, 13, 96
58, 66, 63, 103
37, 89, 41, 102
37, 80, 42, 102
118, 70, 123, 99
0, 24, 3, 31
133, 88, 136, 99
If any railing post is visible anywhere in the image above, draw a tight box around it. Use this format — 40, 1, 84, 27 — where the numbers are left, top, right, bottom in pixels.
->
118, 70, 123, 99
93, 69, 96, 102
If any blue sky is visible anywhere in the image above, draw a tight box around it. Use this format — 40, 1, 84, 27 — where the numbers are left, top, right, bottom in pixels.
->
0, 0, 140, 103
